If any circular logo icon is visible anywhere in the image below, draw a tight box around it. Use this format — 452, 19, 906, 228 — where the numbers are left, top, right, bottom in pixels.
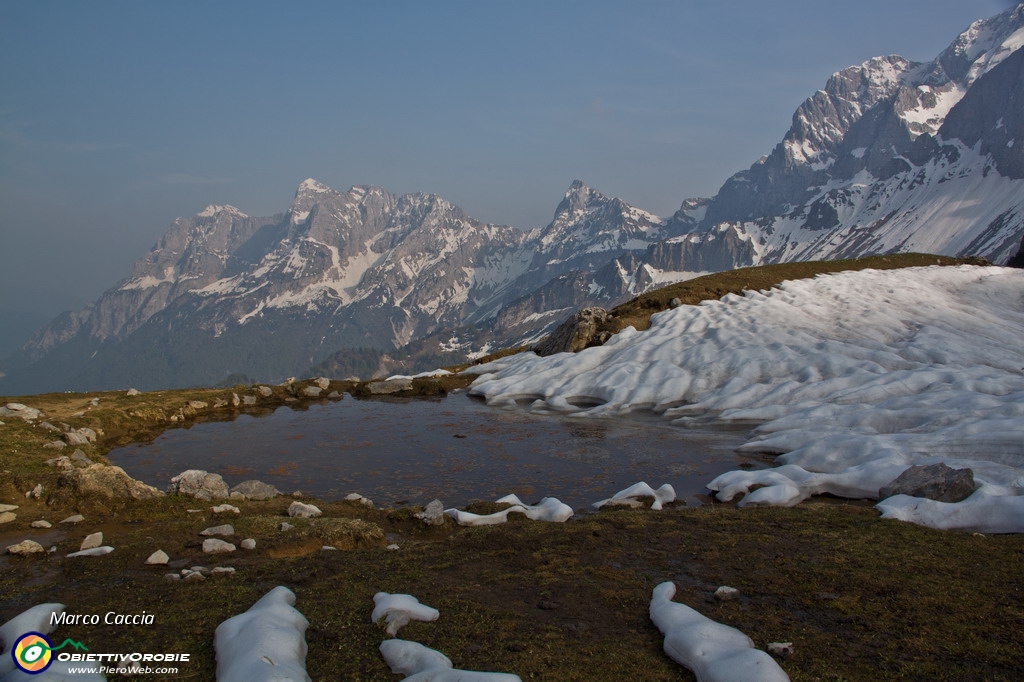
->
12, 632, 53, 674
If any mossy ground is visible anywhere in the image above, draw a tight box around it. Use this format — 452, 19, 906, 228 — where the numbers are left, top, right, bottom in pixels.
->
1, 390, 1022, 681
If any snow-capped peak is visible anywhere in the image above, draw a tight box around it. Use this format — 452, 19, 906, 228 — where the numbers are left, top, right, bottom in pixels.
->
296, 178, 334, 195
197, 205, 248, 218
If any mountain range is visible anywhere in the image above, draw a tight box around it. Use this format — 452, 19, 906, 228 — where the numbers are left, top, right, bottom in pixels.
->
2, 3, 1023, 394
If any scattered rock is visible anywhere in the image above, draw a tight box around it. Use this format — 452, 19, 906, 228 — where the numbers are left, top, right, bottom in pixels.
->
0, 503, 19, 512
767, 642, 795, 658
322, 545, 338, 551
212, 504, 240, 514
387, 544, 400, 551
279, 522, 294, 532
26, 483, 43, 499
183, 571, 206, 582
211, 566, 236, 575
31, 520, 52, 529
7, 540, 45, 555
165, 573, 181, 581
40, 421, 61, 432
367, 378, 413, 395
668, 297, 683, 309
201, 524, 235, 537
67, 546, 115, 558
214, 398, 229, 408
202, 538, 237, 554
230, 480, 281, 500
415, 500, 447, 526
287, 501, 322, 518
240, 538, 256, 550
344, 493, 374, 508
314, 377, 330, 390
70, 449, 94, 467
0, 403, 42, 420
126, 388, 140, 396
46, 455, 73, 470
146, 550, 170, 565
168, 469, 230, 500
43, 440, 67, 450
231, 393, 241, 407
63, 430, 91, 446
60, 514, 85, 524
80, 532, 104, 551
243, 395, 257, 406
533, 306, 611, 356
714, 586, 741, 601
255, 385, 273, 397
60, 464, 163, 500
327, 391, 344, 399
301, 386, 323, 398
0, 511, 16, 524
188, 401, 209, 410
878, 463, 977, 503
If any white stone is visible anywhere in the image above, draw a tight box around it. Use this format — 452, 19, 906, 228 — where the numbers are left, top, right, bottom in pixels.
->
7, 539, 45, 555
31, 520, 52, 528
767, 642, 795, 658
203, 538, 237, 554
240, 538, 256, 550
714, 586, 741, 602
0, 511, 15, 524
212, 504, 240, 514
287, 501, 322, 518
80, 531, 104, 551
345, 492, 374, 508
211, 566, 236, 575
0, 504, 18, 512
146, 550, 170, 565
201, 524, 235, 537
60, 514, 85, 524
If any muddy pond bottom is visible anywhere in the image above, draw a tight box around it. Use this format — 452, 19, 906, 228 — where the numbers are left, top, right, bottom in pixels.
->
108, 392, 766, 510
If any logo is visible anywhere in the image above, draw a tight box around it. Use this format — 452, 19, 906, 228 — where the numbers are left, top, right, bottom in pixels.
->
11, 633, 88, 674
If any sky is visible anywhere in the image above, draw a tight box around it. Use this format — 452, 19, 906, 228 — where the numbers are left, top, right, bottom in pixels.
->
0, 0, 1014, 336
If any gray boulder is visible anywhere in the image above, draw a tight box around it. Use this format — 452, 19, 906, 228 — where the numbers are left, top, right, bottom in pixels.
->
368, 378, 413, 395
415, 500, 447, 526
878, 463, 977, 503
168, 469, 230, 501
60, 464, 163, 500
533, 307, 611, 356
230, 480, 281, 500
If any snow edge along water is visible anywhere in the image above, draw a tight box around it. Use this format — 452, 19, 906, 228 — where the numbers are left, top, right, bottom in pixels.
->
466, 265, 1024, 534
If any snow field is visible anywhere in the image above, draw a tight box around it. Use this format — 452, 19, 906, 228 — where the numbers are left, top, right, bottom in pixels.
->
468, 266, 1024, 533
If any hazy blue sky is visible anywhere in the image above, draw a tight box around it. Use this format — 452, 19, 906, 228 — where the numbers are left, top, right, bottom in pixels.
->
0, 0, 1013, 331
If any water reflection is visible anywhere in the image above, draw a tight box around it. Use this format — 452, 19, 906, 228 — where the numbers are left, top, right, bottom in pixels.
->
107, 392, 763, 509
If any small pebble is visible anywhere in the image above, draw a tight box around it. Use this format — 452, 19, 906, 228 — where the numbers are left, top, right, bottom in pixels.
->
714, 586, 740, 601
31, 520, 52, 529
240, 538, 256, 550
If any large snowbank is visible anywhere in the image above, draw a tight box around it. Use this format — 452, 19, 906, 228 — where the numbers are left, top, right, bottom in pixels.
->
468, 266, 1024, 533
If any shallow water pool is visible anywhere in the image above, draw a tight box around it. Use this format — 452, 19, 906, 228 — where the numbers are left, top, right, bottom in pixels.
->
107, 392, 763, 510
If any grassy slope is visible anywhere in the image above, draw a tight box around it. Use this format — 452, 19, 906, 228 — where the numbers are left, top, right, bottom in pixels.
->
2, 254, 1021, 681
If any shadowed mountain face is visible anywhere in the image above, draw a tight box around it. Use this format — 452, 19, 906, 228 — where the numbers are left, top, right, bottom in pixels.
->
3, 5, 1023, 394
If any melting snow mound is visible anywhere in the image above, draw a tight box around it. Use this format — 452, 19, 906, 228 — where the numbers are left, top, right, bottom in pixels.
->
468, 266, 1024, 533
